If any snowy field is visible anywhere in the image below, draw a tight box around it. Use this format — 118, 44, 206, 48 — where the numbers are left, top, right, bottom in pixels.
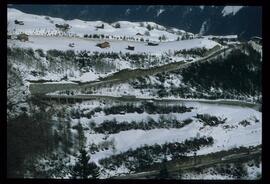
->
8, 8, 193, 42
8, 8, 220, 56
67, 101, 261, 165
8, 36, 219, 55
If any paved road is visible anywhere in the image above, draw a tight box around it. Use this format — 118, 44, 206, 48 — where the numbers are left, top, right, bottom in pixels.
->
36, 94, 260, 110
113, 147, 261, 179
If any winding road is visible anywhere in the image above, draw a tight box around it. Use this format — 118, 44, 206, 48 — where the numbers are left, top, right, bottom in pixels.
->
29, 44, 238, 95
35, 93, 260, 110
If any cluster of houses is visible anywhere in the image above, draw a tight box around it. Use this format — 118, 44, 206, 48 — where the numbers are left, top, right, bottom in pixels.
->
9, 31, 160, 48
95, 41, 159, 50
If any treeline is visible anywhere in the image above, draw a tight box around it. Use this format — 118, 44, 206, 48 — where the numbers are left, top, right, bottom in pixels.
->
44, 48, 168, 70
129, 76, 152, 89
76, 51, 161, 69
195, 114, 227, 127
8, 47, 171, 80
103, 102, 193, 115
8, 47, 78, 80
130, 45, 261, 100
130, 73, 256, 100
70, 102, 193, 119
99, 136, 214, 172
25, 148, 101, 179
15, 47, 166, 73
7, 105, 88, 178
88, 139, 116, 154
7, 112, 55, 177
91, 118, 193, 134
83, 33, 148, 42
174, 47, 208, 57
238, 120, 251, 127
180, 45, 261, 96
8, 47, 37, 62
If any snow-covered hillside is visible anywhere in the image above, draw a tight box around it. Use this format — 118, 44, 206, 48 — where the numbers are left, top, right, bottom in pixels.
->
7, 8, 262, 180
78, 101, 261, 156
8, 7, 222, 59
8, 5, 262, 40
8, 36, 219, 55
56, 99, 261, 178
8, 8, 193, 42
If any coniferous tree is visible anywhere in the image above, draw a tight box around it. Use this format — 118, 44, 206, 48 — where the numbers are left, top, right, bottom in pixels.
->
88, 162, 100, 179
156, 159, 170, 179
77, 122, 86, 150
71, 148, 100, 179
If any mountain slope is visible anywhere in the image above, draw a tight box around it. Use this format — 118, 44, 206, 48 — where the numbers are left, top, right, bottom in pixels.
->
8, 5, 262, 39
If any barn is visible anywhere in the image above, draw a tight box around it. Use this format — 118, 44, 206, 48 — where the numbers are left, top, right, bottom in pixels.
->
96, 24, 104, 29
147, 41, 159, 46
14, 20, 24, 25
127, 45, 135, 50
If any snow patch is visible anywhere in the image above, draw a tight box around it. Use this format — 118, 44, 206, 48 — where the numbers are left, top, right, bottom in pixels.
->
222, 6, 244, 16
157, 9, 165, 17
199, 20, 208, 35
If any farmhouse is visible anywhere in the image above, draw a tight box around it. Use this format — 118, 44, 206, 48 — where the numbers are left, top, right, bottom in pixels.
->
127, 45, 135, 50
96, 24, 104, 29
96, 41, 110, 48
55, 23, 70, 31
136, 33, 143, 36
17, 33, 29, 42
14, 20, 24, 25
147, 41, 159, 46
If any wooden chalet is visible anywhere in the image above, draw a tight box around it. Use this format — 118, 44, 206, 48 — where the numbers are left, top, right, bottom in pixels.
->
127, 45, 135, 50
147, 42, 159, 46
96, 24, 104, 29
